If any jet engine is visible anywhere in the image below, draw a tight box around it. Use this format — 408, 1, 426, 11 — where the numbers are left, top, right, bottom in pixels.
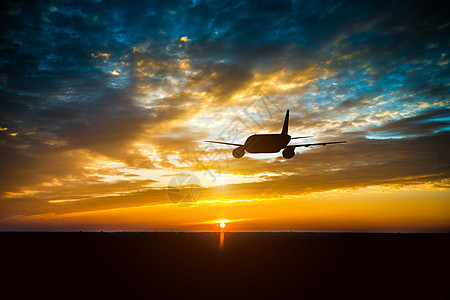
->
282, 147, 295, 159
232, 147, 245, 158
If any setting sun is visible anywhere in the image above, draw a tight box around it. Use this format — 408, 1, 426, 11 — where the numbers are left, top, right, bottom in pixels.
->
216, 219, 230, 229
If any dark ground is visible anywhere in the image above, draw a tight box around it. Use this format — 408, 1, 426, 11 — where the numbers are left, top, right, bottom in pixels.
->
2, 232, 449, 299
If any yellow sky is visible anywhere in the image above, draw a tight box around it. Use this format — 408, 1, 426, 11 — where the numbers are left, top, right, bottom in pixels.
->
2, 184, 449, 232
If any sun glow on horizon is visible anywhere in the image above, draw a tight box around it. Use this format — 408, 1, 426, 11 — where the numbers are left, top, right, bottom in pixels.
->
216, 219, 230, 224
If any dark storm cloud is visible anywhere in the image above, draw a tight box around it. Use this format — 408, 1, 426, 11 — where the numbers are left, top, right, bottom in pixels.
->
0, 134, 92, 197
189, 62, 253, 101
372, 108, 450, 136
333, 92, 378, 111
0, 178, 159, 219
47, 89, 153, 164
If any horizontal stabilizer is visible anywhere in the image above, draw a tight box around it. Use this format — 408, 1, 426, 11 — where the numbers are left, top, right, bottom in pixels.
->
290, 136, 313, 139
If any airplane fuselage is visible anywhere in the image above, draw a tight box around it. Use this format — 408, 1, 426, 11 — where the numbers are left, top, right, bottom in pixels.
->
244, 134, 291, 153
205, 109, 346, 159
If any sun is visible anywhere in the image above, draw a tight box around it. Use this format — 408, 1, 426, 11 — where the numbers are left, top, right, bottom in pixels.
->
215, 219, 230, 229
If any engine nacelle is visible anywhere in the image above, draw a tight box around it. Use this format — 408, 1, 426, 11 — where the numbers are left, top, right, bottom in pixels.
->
232, 146, 245, 158
282, 147, 295, 159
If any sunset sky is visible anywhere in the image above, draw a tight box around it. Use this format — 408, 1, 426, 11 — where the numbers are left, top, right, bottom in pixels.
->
1, 0, 449, 231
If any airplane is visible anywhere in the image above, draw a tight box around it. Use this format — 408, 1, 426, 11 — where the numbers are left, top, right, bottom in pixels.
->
205, 110, 346, 159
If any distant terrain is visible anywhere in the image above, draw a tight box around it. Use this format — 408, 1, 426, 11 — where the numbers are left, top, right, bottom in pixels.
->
2, 232, 449, 299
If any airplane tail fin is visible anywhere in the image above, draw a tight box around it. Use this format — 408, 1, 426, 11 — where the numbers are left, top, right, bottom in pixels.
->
281, 109, 289, 135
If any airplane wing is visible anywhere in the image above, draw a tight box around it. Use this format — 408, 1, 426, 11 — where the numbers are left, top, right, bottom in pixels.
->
283, 141, 346, 148
205, 140, 244, 147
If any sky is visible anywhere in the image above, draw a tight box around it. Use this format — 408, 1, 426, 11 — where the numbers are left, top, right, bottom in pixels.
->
0, 0, 449, 232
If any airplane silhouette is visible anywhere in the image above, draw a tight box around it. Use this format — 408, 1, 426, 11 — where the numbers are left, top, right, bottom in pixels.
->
205, 110, 346, 159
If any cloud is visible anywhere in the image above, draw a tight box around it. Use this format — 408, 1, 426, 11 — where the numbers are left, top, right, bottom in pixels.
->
189, 61, 254, 102
6, 131, 447, 219
371, 108, 450, 136
0, 179, 162, 219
